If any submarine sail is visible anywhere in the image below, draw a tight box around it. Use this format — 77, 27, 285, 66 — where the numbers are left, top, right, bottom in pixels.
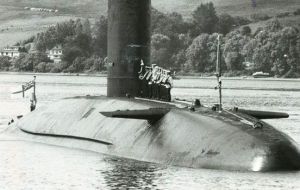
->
107, 0, 151, 97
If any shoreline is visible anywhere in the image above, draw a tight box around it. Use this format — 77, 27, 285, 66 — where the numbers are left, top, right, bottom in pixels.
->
0, 71, 107, 77
1, 71, 300, 81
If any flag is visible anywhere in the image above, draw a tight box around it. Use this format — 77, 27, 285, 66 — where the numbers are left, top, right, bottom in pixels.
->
23, 81, 35, 91
12, 80, 35, 95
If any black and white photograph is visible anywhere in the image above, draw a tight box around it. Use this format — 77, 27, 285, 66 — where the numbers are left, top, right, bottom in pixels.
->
0, 0, 300, 189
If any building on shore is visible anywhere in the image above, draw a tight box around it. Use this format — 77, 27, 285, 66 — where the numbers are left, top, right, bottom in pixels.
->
0, 46, 21, 58
47, 45, 63, 64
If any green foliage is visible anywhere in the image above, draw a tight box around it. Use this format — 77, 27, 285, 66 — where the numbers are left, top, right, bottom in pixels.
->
151, 34, 171, 50
22, 36, 35, 46
0, 56, 11, 71
0, 16, 108, 73
243, 19, 300, 77
294, 9, 300, 16
93, 16, 107, 57
185, 33, 222, 72
11, 52, 49, 71
218, 14, 235, 35
35, 62, 54, 73
232, 16, 251, 26
241, 26, 252, 36
250, 13, 271, 22
3, 2, 300, 78
224, 30, 250, 71
152, 9, 189, 36
61, 46, 85, 68
151, 34, 171, 68
191, 2, 218, 36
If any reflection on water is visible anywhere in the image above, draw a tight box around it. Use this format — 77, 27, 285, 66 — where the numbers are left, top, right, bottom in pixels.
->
102, 158, 164, 190
1, 74, 300, 189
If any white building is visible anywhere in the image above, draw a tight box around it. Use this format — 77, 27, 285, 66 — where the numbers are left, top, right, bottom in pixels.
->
47, 45, 63, 64
0, 46, 20, 58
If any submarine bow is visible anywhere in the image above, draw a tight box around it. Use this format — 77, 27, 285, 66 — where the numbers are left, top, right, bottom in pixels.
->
6, 0, 300, 172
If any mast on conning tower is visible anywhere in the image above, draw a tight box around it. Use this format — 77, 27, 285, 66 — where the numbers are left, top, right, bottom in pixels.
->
216, 34, 222, 111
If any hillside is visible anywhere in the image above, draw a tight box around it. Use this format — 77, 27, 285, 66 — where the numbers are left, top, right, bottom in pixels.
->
0, 0, 300, 48
154, 0, 300, 17
1, 0, 300, 17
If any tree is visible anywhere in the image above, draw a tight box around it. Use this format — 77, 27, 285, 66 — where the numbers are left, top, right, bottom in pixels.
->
241, 26, 252, 36
35, 62, 52, 73
62, 46, 85, 67
242, 19, 300, 77
55, 20, 76, 44
11, 53, 49, 71
74, 33, 92, 55
71, 57, 86, 73
191, 2, 218, 37
83, 19, 92, 37
152, 9, 189, 36
75, 19, 83, 35
151, 34, 172, 68
93, 16, 108, 57
0, 56, 11, 71
35, 33, 46, 52
224, 30, 250, 71
151, 34, 170, 50
172, 50, 186, 71
218, 14, 235, 35
185, 34, 210, 72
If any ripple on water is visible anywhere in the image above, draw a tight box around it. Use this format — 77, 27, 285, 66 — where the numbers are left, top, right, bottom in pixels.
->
1, 75, 300, 189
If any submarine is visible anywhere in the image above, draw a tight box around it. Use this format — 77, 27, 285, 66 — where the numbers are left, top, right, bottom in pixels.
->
6, 0, 300, 172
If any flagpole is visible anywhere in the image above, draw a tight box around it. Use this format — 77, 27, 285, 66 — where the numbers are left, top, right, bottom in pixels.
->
216, 35, 222, 111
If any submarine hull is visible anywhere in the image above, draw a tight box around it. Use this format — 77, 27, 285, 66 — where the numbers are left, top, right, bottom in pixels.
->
7, 96, 300, 172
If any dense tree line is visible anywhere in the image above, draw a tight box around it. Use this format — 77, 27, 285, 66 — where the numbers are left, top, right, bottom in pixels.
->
150, 3, 300, 77
0, 17, 107, 73
0, 2, 299, 77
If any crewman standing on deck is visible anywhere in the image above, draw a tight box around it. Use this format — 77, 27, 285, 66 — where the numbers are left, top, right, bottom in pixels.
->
138, 60, 149, 98
137, 63, 173, 101
165, 71, 173, 102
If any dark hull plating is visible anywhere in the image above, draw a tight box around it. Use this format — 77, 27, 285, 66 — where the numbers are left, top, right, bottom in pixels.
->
7, 96, 300, 172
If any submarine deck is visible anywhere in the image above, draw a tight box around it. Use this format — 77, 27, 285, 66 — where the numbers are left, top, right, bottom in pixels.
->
5, 96, 300, 172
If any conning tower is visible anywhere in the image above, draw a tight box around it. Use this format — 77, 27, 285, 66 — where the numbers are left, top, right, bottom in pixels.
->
107, 0, 151, 97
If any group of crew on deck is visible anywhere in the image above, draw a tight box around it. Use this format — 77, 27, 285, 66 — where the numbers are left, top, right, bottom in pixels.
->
138, 61, 173, 102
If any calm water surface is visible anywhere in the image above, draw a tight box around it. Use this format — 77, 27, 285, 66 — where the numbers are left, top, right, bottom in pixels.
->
0, 73, 300, 190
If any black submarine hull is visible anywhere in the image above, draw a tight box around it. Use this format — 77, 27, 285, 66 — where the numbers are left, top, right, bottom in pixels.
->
7, 96, 300, 172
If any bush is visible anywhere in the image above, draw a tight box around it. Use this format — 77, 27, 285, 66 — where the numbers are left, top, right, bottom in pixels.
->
50, 63, 63, 73
0, 56, 11, 71
34, 62, 53, 73
250, 13, 271, 22
294, 9, 300, 15
276, 12, 290, 18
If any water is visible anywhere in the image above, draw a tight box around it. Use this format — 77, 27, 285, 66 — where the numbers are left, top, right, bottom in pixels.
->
1, 73, 300, 190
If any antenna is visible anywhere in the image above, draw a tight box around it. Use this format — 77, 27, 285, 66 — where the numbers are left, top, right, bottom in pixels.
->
216, 35, 222, 111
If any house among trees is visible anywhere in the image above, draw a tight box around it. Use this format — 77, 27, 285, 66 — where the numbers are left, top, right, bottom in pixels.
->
47, 45, 63, 63
0, 46, 21, 58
